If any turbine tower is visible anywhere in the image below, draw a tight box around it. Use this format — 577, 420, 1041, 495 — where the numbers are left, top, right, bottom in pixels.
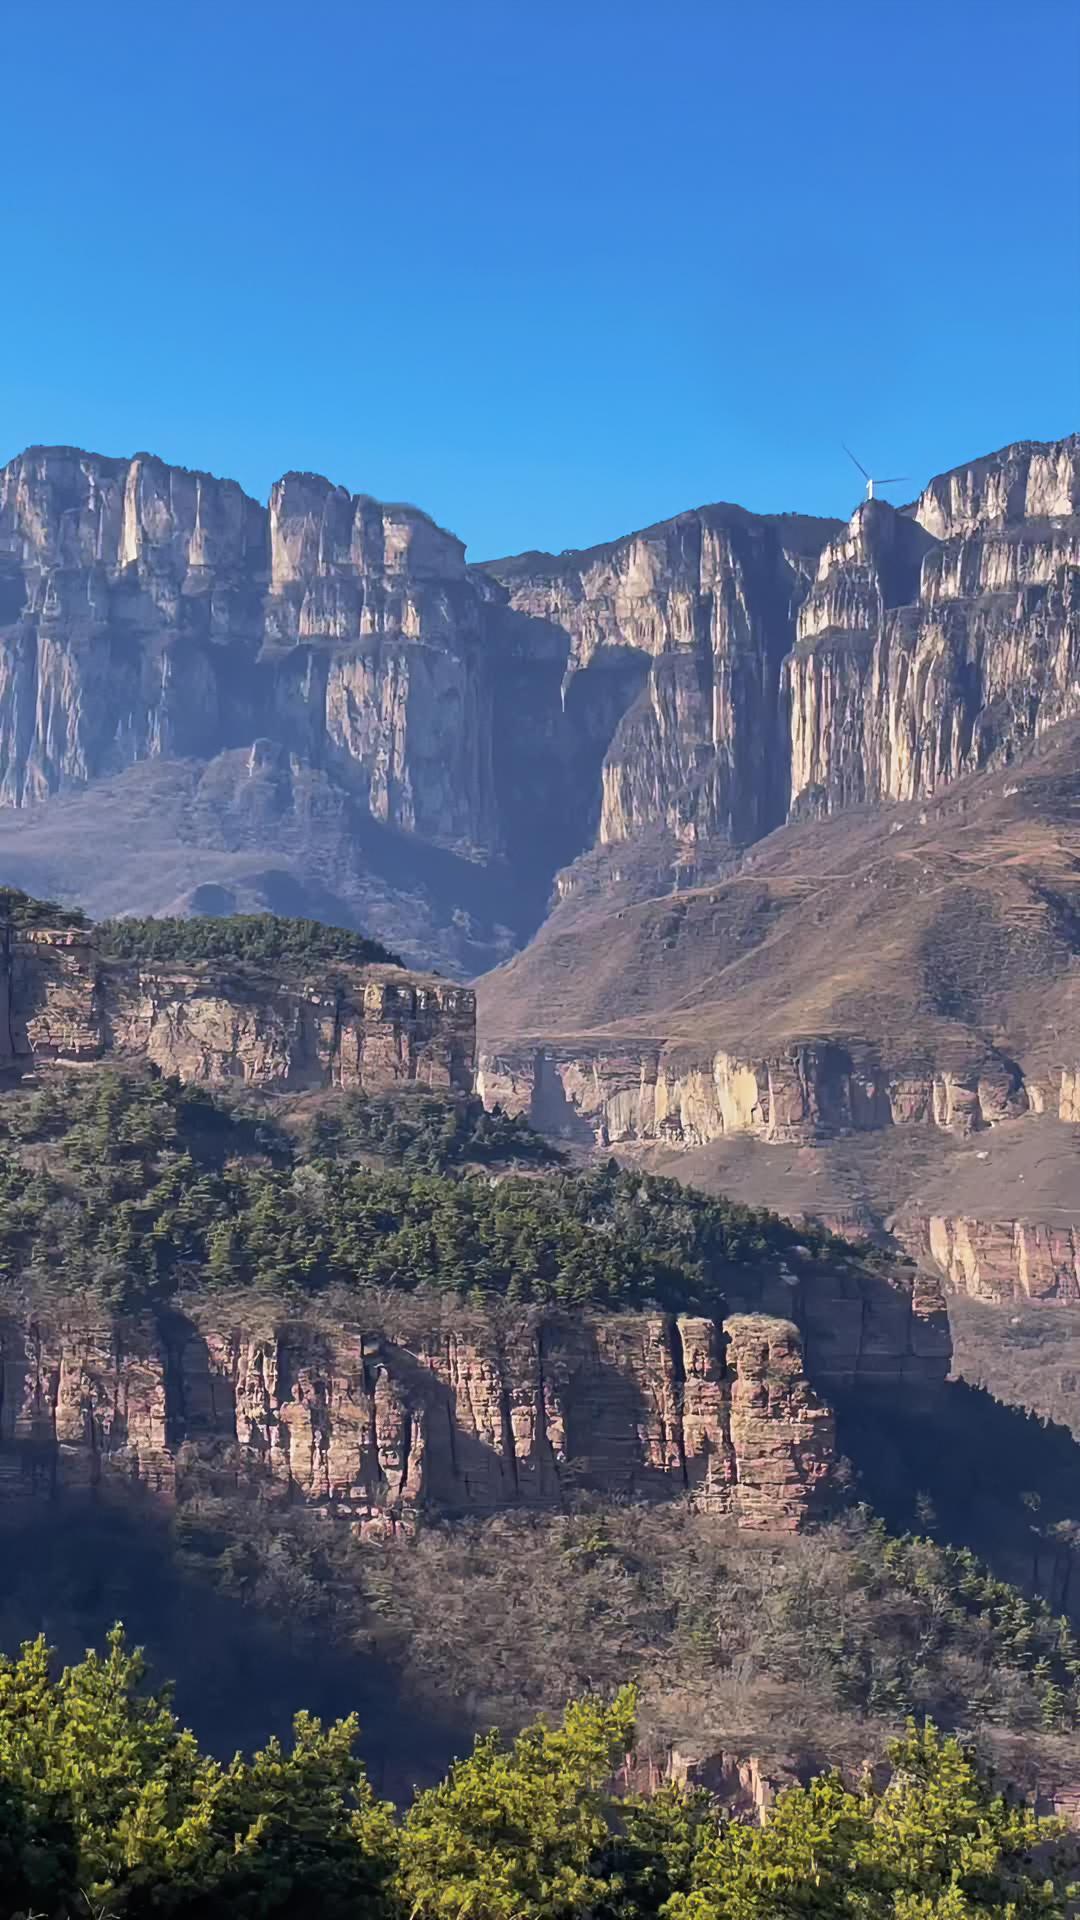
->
843, 445, 910, 502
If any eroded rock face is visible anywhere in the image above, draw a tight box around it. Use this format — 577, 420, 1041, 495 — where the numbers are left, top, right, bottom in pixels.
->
477, 1040, 1032, 1149
487, 508, 834, 851
2, 927, 475, 1093
491, 435, 1080, 844
0, 1304, 842, 1532
1, 435, 1077, 976
784, 440, 1080, 821
914, 1215, 1080, 1305
0, 447, 498, 855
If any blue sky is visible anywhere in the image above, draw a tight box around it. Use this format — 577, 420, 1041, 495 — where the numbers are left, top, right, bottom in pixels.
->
4, 0, 1078, 558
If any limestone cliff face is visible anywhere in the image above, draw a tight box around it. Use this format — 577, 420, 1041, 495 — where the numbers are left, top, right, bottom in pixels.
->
0, 447, 497, 855
911, 1215, 1080, 1306
1, 927, 475, 1093
489, 435, 1080, 846
0, 1304, 838, 1532
478, 1038, 1034, 1150
785, 439, 1080, 818
913, 440, 1080, 539
486, 508, 835, 849
0, 449, 265, 807
1, 435, 1077, 975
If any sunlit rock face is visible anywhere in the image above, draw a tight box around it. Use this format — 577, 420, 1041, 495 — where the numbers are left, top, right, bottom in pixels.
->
1, 926, 476, 1095
783, 438, 1080, 819
0, 1303, 840, 1533
485, 506, 835, 850
0, 433, 1076, 976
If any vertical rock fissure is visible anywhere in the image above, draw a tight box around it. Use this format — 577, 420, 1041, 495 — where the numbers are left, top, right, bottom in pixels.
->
534, 1321, 557, 1493
720, 1321, 740, 1488
161, 1319, 185, 1455
497, 1339, 519, 1495
399, 1408, 414, 1503
666, 1314, 689, 1489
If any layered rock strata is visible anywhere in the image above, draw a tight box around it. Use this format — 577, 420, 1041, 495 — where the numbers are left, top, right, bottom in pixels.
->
916, 1216, 1080, 1306
1, 437, 1076, 960
0, 927, 475, 1093
0, 1306, 841, 1532
477, 1040, 1041, 1148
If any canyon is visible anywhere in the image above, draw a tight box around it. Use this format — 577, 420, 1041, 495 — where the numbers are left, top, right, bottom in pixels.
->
1, 431, 1079, 1309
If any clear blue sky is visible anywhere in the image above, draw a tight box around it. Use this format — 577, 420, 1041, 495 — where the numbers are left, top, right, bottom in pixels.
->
4, 0, 1078, 559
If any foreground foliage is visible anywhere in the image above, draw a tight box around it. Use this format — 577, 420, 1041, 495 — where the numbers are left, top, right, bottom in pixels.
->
0, 1070, 849, 1313
0, 1630, 1072, 1920
664, 1720, 1070, 1919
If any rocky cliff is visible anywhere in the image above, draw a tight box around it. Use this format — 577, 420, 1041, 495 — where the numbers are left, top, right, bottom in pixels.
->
1, 434, 1076, 978
486, 435, 1080, 848
0, 1281, 947, 1532
4, 432, 1080, 1299
0, 926, 475, 1093
915, 1216, 1080, 1305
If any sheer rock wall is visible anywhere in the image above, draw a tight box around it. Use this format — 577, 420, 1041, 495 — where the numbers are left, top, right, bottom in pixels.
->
0, 1305, 844, 1532
476, 1040, 1046, 1149
0, 927, 475, 1093
2, 435, 1076, 901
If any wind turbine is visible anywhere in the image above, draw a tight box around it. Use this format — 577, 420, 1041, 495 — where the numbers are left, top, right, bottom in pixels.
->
843, 444, 910, 502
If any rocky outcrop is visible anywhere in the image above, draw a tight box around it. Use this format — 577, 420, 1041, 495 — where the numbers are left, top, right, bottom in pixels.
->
478, 1039, 1031, 1148
2, 927, 475, 1093
0, 448, 498, 856
784, 440, 1080, 821
489, 508, 833, 849
491, 435, 1080, 844
915, 1214, 1080, 1305
0, 1304, 838, 1532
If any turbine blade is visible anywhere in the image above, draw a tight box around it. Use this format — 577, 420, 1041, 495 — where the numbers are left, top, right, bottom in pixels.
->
842, 443, 870, 480
877, 476, 910, 485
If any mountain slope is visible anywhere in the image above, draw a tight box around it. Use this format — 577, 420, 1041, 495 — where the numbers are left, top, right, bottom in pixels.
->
477, 717, 1080, 1288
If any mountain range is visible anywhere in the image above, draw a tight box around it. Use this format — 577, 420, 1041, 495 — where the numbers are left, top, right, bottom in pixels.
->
1, 432, 1078, 1293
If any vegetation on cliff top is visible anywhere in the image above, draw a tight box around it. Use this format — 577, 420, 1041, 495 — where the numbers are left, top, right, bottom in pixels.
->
0, 886, 408, 968
0, 885, 88, 930
94, 910, 405, 971
305, 1085, 562, 1173
0, 1626, 1072, 1919
0, 1070, 850, 1315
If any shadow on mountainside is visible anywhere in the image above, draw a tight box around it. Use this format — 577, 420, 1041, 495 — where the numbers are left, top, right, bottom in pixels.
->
0, 1497, 470, 1801
835, 1379, 1080, 1615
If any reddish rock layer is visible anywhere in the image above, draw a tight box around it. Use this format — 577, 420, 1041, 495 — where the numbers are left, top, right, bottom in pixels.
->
0, 1306, 836, 1533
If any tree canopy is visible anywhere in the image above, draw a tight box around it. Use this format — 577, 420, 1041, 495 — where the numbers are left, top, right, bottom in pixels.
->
0, 885, 88, 929
0, 1632, 1072, 1919
0, 1070, 852, 1315
94, 911, 404, 971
